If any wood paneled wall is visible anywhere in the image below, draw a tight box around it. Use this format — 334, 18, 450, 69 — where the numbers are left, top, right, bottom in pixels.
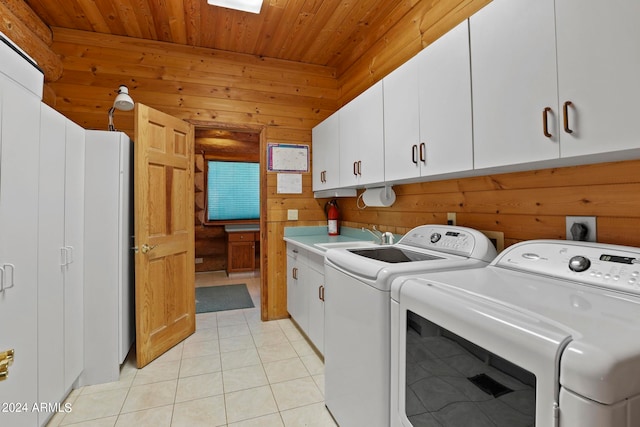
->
46, 27, 335, 320
337, 0, 491, 106
340, 160, 640, 249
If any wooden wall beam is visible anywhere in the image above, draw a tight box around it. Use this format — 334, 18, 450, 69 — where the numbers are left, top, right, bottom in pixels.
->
0, 0, 62, 81
0, 0, 52, 45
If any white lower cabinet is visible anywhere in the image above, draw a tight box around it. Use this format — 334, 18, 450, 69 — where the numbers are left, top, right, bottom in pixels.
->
287, 245, 308, 333
286, 243, 325, 355
305, 252, 325, 354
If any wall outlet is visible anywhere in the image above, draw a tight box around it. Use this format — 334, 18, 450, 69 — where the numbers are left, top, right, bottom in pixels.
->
566, 216, 597, 242
287, 209, 299, 221
447, 212, 457, 226
195, 257, 203, 264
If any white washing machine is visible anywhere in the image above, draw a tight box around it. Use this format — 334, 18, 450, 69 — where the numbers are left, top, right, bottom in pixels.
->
324, 225, 497, 427
391, 240, 640, 427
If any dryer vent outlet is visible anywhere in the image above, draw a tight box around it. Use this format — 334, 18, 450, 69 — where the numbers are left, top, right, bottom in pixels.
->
566, 216, 596, 242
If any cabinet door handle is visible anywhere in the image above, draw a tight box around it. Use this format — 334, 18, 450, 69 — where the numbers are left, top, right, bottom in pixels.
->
319, 285, 325, 301
1, 264, 14, 291
357, 160, 362, 176
292, 267, 298, 280
543, 107, 552, 138
412, 144, 418, 164
563, 101, 574, 134
353, 161, 358, 176
419, 142, 426, 163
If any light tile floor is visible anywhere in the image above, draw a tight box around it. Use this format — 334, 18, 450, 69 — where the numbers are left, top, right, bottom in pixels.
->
47, 271, 337, 427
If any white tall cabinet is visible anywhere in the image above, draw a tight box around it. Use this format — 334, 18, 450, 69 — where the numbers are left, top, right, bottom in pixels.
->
82, 130, 134, 386
0, 35, 43, 427
37, 104, 85, 425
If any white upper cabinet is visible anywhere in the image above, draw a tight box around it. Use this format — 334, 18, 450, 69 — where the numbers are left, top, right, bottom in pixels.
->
339, 81, 384, 188
383, 54, 421, 182
312, 111, 340, 191
556, 0, 640, 158
418, 20, 473, 177
470, 0, 560, 170
385, 20, 473, 182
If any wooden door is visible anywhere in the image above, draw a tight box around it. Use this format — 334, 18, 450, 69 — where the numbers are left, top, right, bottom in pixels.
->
134, 103, 195, 368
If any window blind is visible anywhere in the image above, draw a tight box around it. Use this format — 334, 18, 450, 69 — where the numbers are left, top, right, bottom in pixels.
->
207, 161, 260, 221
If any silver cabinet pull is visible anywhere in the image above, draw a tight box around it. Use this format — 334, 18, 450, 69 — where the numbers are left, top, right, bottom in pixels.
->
1, 264, 15, 291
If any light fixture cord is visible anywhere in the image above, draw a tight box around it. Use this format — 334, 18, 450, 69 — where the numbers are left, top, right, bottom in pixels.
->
108, 106, 116, 131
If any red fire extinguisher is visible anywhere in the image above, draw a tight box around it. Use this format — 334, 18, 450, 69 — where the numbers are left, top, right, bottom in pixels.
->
326, 199, 340, 236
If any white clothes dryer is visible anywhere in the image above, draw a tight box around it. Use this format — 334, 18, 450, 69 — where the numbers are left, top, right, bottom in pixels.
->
391, 240, 640, 427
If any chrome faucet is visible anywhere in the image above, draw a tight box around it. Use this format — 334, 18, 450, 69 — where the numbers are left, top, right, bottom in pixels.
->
362, 226, 394, 245
381, 231, 395, 245
363, 226, 383, 244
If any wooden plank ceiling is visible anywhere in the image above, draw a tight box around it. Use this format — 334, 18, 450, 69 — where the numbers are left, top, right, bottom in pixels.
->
25, 0, 414, 76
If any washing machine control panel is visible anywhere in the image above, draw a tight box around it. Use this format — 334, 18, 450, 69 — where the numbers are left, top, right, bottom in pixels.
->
398, 225, 495, 260
496, 240, 640, 294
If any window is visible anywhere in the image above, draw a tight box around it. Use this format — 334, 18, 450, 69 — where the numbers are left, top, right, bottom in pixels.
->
206, 161, 260, 222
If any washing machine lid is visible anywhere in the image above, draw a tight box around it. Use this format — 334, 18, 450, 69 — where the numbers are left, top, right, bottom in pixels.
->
324, 224, 497, 283
400, 257, 640, 405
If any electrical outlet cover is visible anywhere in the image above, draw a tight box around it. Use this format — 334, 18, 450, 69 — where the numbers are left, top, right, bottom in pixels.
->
566, 216, 596, 242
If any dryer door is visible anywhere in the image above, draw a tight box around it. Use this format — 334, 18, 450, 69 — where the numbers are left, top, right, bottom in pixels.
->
395, 278, 572, 427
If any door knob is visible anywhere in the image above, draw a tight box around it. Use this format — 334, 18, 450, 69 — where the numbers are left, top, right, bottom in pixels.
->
141, 243, 157, 254
0, 361, 8, 381
0, 349, 14, 364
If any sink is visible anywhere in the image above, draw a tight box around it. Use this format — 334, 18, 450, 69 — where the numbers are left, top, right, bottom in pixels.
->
314, 241, 378, 250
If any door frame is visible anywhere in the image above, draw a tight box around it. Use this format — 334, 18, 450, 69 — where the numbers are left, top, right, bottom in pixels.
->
189, 120, 268, 320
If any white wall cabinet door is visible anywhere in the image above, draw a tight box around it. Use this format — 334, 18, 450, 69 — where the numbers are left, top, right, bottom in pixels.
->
312, 111, 340, 191
63, 119, 85, 390
556, 0, 640, 158
470, 0, 559, 170
37, 104, 66, 427
384, 20, 473, 182
383, 55, 421, 182
0, 64, 41, 427
286, 245, 308, 333
418, 20, 473, 177
306, 253, 325, 355
339, 81, 384, 187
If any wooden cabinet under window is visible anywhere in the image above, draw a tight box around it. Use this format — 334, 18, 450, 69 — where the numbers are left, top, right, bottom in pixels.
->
226, 230, 260, 274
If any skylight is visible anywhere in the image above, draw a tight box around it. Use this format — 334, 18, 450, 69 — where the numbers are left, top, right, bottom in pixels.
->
207, 0, 263, 14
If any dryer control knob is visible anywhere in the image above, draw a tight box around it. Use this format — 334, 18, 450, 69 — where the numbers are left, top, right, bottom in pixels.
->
569, 255, 591, 272
430, 233, 442, 243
